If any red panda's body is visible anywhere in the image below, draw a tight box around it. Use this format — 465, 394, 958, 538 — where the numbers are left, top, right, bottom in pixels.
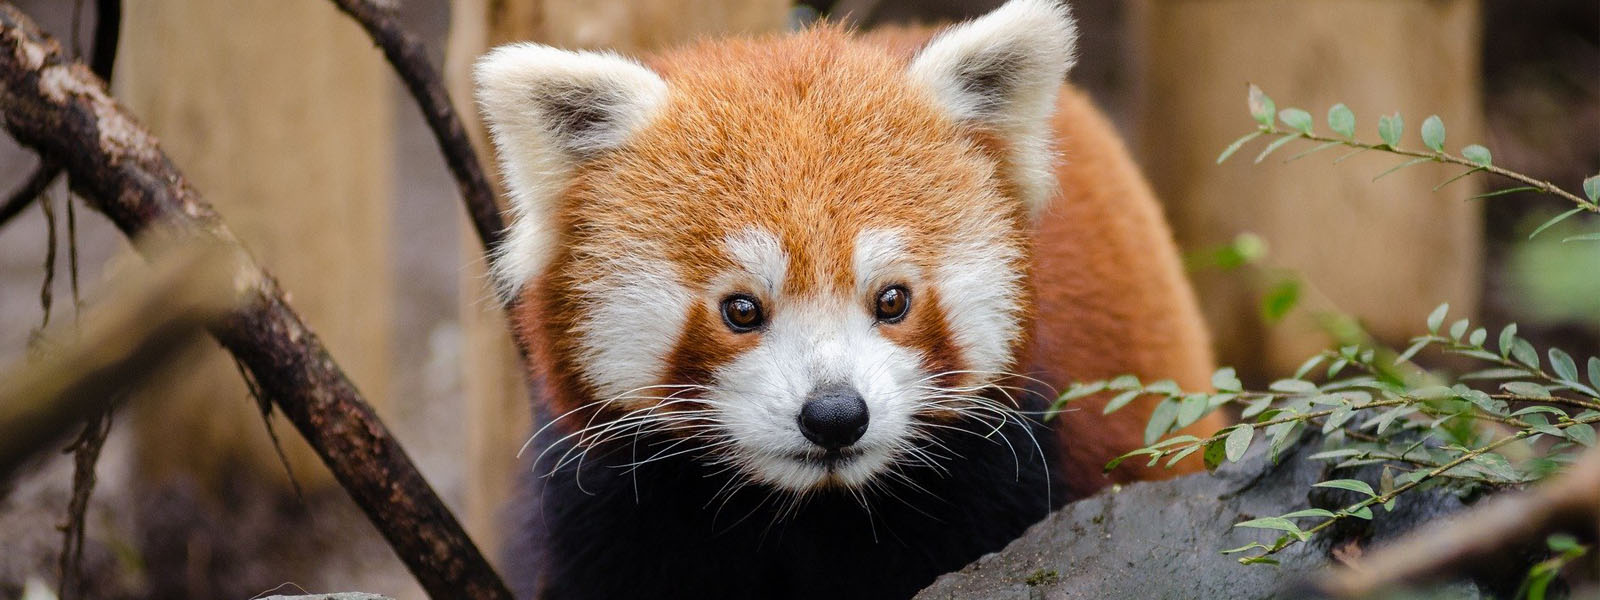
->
475, 2, 1222, 598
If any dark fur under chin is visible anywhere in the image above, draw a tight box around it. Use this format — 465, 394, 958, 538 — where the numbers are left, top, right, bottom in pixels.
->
505, 405, 1074, 600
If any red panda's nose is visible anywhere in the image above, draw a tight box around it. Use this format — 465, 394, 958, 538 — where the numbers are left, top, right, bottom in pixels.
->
798, 383, 869, 450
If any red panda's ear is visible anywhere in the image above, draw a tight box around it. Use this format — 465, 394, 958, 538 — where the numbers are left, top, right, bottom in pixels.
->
473, 44, 668, 301
908, 0, 1077, 219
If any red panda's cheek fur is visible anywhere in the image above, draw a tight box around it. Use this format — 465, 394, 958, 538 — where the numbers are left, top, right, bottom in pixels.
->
661, 302, 760, 392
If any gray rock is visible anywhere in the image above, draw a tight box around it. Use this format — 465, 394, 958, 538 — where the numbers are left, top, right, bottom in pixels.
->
915, 437, 1477, 600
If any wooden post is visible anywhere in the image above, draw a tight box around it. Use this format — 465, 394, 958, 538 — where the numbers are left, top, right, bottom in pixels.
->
1129, 0, 1484, 379
444, 0, 790, 559
116, 0, 393, 490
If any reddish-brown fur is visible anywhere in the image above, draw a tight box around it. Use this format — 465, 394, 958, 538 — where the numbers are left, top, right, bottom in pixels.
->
514, 24, 1223, 494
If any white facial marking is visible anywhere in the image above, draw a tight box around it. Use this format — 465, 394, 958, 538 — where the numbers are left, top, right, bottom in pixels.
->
570, 250, 691, 402
713, 296, 922, 491
853, 228, 921, 294
722, 228, 788, 297
934, 226, 1024, 380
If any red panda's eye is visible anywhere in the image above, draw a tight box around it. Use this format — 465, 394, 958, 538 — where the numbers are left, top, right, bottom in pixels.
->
874, 285, 911, 324
721, 295, 764, 333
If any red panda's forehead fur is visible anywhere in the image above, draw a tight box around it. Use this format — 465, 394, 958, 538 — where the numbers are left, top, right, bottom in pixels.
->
562, 27, 1027, 295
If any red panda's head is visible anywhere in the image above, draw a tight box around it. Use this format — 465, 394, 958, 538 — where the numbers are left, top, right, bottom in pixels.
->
475, 0, 1077, 492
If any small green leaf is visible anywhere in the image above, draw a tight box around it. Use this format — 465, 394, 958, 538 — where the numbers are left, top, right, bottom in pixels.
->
1548, 533, 1584, 553
1421, 115, 1446, 151
1266, 421, 1302, 461
1248, 84, 1276, 128
1241, 396, 1274, 418
1102, 390, 1143, 415
1550, 348, 1580, 383
1585, 175, 1599, 203
1460, 368, 1529, 381
1292, 355, 1326, 380
1323, 405, 1355, 433
1217, 130, 1264, 164
1308, 448, 1363, 461
1144, 398, 1181, 445
1279, 108, 1314, 134
1461, 144, 1492, 166
1588, 356, 1600, 390
1449, 318, 1470, 341
1269, 379, 1317, 394
1165, 445, 1201, 467
1499, 323, 1518, 358
1234, 516, 1303, 535
1221, 542, 1270, 555
1567, 423, 1596, 448
1108, 375, 1142, 390
1260, 278, 1300, 323
1315, 479, 1377, 497
1280, 508, 1336, 520
1253, 135, 1299, 164
1346, 506, 1374, 520
1328, 104, 1355, 138
1239, 556, 1280, 566
1411, 385, 1455, 400
1510, 403, 1563, 416
1373, 157, 1431, 181
1468, 327, 1487, 347
1176, 394, 1209, 429
1394, 339, 1429, 365
1497, 385, 1548, 400
1432, 166, 1484, 191
1212, 367, 1243, 393
1225, 425, 1253, 462
1144, 379, 1182, 397
1473, 186, 1538, 200
1378, 112, 1403, 147
1058, 380, 1107, 403
1529, 208, 1584, 240
1512, 339, 1541, 370
1285, 141, 1341, 163
1427, 303, 1450, 333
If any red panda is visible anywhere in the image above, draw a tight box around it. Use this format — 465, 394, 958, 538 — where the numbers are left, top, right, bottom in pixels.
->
474, 1, 1224, 598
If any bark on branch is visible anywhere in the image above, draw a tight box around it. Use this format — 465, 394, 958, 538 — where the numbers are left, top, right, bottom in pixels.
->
0, 0, 117, 230
0, 5, 511, 598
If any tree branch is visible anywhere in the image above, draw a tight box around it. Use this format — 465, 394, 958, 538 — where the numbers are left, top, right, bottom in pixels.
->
325, 0, 504, 255
0, 0, 117, 232
0, 5, 512, 598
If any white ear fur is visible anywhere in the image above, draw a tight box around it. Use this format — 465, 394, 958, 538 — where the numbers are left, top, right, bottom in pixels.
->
474, 43, 669, 301
907, 0, 1078, 219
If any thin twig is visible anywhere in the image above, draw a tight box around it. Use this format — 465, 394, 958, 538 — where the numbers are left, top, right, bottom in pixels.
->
0, 161, 59, 229
323, 0, 504, 255
1254, 127, 1597, 213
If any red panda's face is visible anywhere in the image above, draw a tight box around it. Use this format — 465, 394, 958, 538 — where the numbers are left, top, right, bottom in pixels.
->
476, 0, 1077, 491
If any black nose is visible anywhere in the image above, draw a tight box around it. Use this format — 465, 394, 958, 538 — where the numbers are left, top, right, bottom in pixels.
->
798, 383, 869, 450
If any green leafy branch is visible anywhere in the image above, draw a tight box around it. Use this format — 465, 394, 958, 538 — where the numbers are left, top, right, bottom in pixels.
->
1217, 85, 1600, 242
1050, 304, 1600, 565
